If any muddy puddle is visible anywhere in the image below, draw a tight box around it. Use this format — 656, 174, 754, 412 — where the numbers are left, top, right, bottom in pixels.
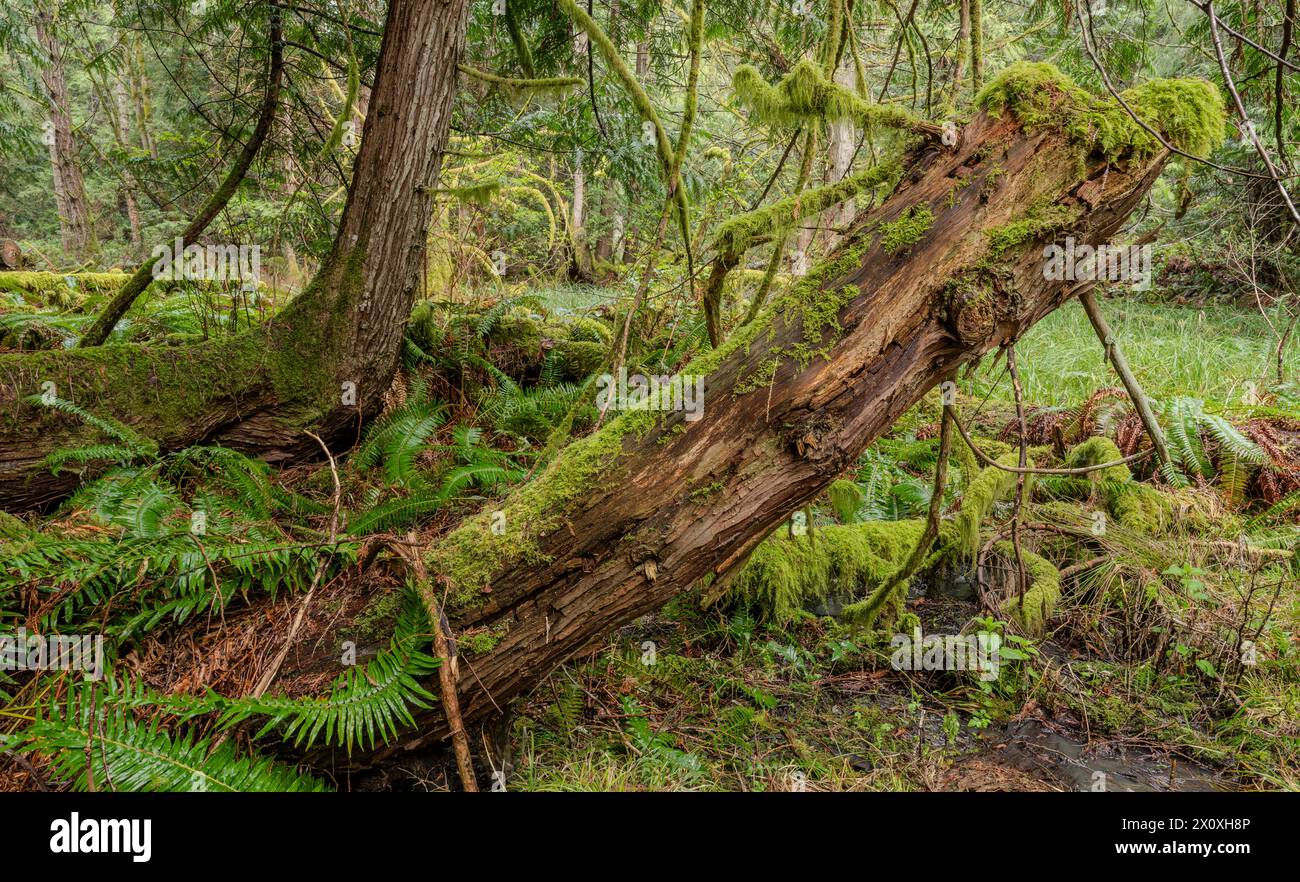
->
961, 718, 1236, 792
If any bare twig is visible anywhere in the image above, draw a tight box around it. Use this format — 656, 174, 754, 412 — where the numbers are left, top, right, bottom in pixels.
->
395, 536, 479, 792
948, 404, 1153, 474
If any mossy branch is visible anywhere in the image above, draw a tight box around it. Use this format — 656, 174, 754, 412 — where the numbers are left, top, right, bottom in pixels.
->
732, 59, 941, 138
711, 159, 901, 257
458, 64, 582, 91
502, 0, 536, 78
558, 0, 695, 292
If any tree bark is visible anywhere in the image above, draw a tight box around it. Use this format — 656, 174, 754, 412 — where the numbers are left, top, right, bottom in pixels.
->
35, 4, 98, 265
367, 107, 1172, 759
0, 0, 469, 509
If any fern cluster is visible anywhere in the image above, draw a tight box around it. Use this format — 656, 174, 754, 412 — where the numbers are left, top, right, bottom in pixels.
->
2, 588, 441, 790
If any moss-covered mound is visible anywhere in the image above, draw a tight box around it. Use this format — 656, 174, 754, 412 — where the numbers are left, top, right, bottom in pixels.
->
976, 61, 1225, 161
994, 541, 1062, 635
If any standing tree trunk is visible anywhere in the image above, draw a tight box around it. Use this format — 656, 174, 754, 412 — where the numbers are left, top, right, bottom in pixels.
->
569, 149, 593, 280
820, 57, 858, 249
0, 0, 469, 509
35, 4, 98, 265
111, 80, 144, 256
952, 0, 971, 103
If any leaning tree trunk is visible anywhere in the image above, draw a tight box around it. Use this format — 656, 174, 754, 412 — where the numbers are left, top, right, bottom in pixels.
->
35, 5, 98, 265
0, 0, 468, 510
365, 85, 1206, 759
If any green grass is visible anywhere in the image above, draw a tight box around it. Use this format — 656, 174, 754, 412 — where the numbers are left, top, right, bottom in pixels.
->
977, 298, 1300, 408
528, 282, 624, 314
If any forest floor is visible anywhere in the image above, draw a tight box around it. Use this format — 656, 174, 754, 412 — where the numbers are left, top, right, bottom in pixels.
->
1, 276, 1297, 792
379, 293, 1300, 793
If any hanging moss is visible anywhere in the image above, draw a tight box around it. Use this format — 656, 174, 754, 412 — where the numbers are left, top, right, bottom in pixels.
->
437, 180, 503, 206
502, 0, 536, 78
879, 204, 935, 255
723, 519, 928, 624
457, 65, 583, 94
827, 479, 863, 523
975, 62, 1226, 162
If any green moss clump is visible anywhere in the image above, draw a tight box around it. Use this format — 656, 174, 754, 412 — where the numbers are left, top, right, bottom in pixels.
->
0, 271, 131, 309
1122, 78, 1227, 159
996, 542, 1061, 635
0, 331, 276, 445
688, 480, 726, 502
348, 588, 407, 644
985, 202, 1081, 257
426, 420, 632, 610
458, 621, 511, 656
1066, 436, 1131, 483
553, 340, 607, 378
567, 316, 613, 345
976, 61, 1225, 161
0, 510, 29, 539
1108, 482, 1174, 533
879, 204, 935, 255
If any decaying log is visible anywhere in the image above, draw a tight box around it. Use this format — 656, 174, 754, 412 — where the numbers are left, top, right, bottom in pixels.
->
361, 76, 1213, 762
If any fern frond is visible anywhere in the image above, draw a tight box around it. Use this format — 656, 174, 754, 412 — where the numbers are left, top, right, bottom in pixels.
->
214, 590, 438, 752
6, 679, 328, 792
26, 394, 158, 458
346, 487, 452, 536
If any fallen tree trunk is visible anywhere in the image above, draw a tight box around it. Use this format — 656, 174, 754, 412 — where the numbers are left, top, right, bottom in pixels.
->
366, 67, 1222, 759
